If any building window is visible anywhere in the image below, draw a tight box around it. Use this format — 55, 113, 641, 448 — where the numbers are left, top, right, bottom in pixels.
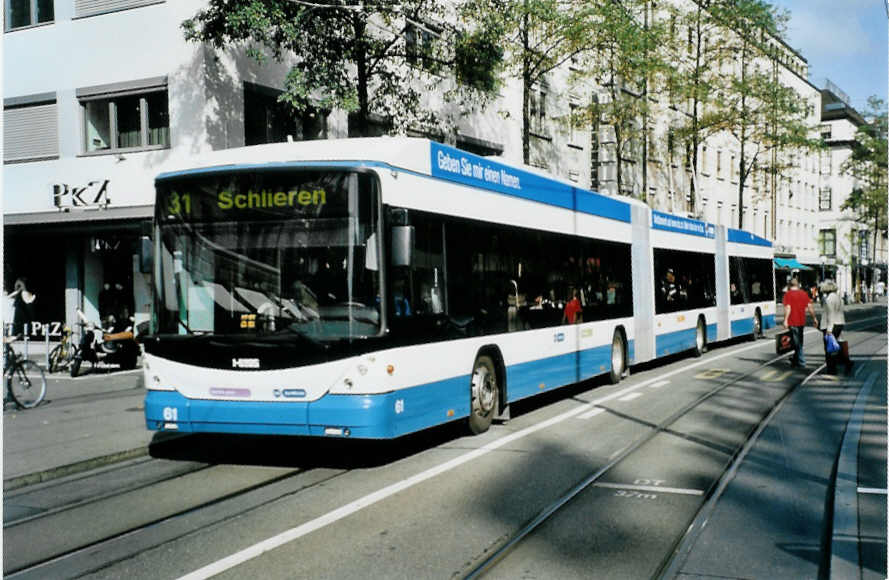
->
819, 187, 831, 211
819, 229, 836, 257
590, 94, 600, 190
568, 102, 582, 147
405, 21, 438, 71
245, 83, 327, 145
5, 0, 53, 30
75, 0, 163, 19
858, 231, 869, 260
78, 78, 169, 153
4, 92, 58, 163
529, 85, 548, 137
716, 150, 722, 179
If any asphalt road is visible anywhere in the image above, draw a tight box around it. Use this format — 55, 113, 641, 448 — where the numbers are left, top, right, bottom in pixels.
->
3, 302, 885, 580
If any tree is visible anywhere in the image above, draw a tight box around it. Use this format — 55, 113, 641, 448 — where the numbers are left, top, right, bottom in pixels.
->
714, 0, 820, 229
464, 0, 595, 165
668, 0, 741, 212
182, 0, 500, 138
574, 0, 670, 198
841, 96, 889, 281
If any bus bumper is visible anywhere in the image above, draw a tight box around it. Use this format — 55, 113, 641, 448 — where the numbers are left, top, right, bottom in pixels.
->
145, 376, 470, 439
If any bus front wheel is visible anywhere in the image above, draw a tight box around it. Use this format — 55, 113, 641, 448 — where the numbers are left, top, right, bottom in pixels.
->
468, 355, 498, 435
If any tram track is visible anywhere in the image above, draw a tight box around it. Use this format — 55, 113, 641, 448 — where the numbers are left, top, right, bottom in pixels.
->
4, 463, 347, 578
462, 316, 886, 579
6, 314, 884, 579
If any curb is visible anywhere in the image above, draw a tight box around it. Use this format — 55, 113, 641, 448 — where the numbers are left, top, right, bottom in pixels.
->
3, 431, 187, 493
829, 371, 879, 580
3, 447, 149, 493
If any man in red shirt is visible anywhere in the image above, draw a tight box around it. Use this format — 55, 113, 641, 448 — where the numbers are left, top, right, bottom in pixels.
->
563, 289, 582, 324
782, 277, 818, 367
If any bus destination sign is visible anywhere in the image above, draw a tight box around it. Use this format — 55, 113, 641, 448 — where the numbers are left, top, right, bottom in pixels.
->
651, 211, 716, 239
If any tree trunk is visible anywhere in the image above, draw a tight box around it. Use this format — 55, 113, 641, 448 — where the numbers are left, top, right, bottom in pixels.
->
354, 13, 369, 137
521, 6, 531, 165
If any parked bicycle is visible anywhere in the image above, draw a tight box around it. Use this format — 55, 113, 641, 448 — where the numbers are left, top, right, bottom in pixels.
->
4, 337, 47, 409
48, 325, 78, 373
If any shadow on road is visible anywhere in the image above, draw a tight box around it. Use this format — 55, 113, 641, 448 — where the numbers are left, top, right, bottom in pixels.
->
147, 421, 468, 470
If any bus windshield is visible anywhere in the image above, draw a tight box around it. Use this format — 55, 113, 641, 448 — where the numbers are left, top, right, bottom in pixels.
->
153, 169, 381, 341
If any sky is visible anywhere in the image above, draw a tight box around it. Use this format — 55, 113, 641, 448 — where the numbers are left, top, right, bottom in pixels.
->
771, 0, 888, 113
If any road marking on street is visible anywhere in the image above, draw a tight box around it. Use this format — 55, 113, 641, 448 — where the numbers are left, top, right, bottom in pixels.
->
178, 327, 874, 580
577, 407, 605, 420
618, 392, 643, 402
857, 487, 888, 495
594, 482, 704, 496
649, 380, 670, 389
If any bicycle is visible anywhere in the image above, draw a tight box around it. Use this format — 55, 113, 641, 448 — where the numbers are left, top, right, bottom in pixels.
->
48, 325, 78, 373
4, 337, 47, 409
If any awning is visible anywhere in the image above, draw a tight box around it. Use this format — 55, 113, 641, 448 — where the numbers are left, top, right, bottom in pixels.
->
774, 257, 812, 270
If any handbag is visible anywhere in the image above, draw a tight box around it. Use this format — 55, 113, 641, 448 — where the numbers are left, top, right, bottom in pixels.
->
824, 332, 840, 354
775, 330, 793, 354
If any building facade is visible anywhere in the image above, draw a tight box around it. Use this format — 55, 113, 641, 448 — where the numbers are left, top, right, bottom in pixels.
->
3, 0, 883, 341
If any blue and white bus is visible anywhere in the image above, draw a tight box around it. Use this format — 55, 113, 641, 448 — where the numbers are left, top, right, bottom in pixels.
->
142, 138, 775, 438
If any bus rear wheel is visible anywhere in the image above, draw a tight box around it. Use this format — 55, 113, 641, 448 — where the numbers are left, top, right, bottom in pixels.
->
609, 331, 625, 384
468, 355, 498, 435
694, 318, 706, 357
752, 311, 762, 340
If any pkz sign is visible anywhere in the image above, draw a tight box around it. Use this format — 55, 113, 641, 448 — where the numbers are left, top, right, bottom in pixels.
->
53, 180, 111, 209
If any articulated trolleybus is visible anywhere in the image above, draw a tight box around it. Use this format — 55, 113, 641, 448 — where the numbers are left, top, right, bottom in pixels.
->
143, 138, 775, 438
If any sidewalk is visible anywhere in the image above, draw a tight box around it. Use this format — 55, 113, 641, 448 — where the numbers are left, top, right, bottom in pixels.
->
2, 368, 164, 490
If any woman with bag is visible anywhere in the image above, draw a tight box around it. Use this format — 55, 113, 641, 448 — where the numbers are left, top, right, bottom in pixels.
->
819, 279, 851, 375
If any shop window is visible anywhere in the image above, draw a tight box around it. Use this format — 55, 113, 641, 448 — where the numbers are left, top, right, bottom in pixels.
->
5, 0, 53, 31
78, 78, 169, 154
4, 93, 58, 163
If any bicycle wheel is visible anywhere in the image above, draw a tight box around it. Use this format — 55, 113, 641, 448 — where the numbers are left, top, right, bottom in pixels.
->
48, 344, 68, 373
9, 360, 47, 408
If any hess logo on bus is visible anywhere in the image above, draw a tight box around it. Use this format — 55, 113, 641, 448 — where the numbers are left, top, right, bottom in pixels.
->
232, 358, 260, 369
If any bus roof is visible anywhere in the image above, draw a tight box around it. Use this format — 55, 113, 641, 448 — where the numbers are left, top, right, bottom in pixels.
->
154, 137, 748, 237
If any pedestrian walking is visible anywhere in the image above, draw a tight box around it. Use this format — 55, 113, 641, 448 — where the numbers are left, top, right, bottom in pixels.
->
782, 277, 817, 368
819, 279, 852, 375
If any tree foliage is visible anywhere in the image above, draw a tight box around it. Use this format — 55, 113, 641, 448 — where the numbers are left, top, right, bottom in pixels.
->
182, 0, 499, 137
462, 0, 596, 164
574, 0, 670, 197
841, 96, 889, 264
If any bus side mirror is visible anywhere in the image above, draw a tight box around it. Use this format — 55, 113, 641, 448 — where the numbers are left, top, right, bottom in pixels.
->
139, 235, 153, 274
391, 226, 414, 267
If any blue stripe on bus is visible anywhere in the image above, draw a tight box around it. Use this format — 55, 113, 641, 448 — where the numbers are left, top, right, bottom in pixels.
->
145, 341, 636, 439
655, 324, 716, 357
727, 228, 773, 247
764, 314, 776, 329
731, 318, 755, 337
